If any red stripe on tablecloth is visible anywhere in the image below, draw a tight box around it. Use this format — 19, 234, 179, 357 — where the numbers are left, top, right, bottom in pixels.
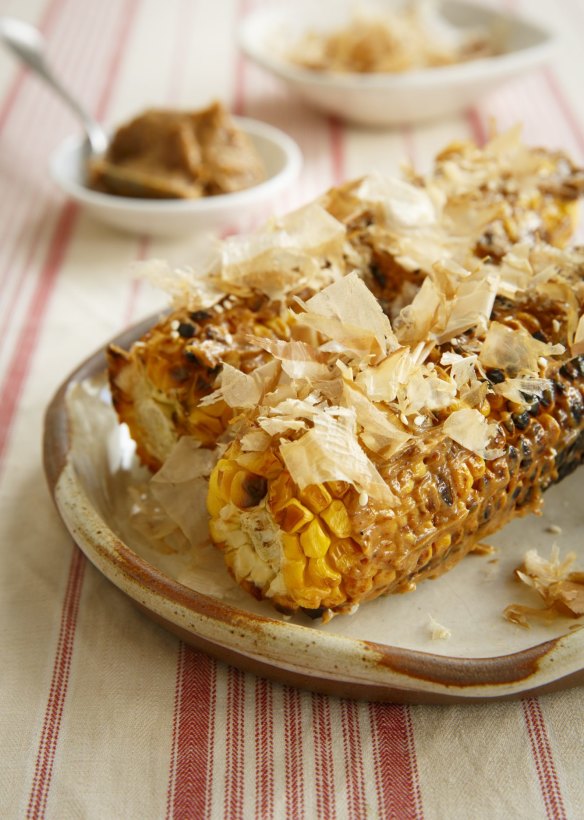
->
284, 686, 305, 819
224, 667, 246, 819
0, 201, 78, 474
168, 647, 217, 819
522, 698, 567, 820
543, 68, 584, 158
369, 703, 424, 820
467, 108, 487, 146
329, 116, 345, 185
341, 699, 367, 818
255, 678, 274, 820
26, 548, 86, 819
312, 693, 336, 820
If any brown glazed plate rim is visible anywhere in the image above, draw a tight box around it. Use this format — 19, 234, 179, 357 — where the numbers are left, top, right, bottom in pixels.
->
43, 315, 584, 703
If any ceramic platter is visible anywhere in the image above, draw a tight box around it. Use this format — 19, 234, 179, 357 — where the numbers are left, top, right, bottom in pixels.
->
43, 316, 584, 703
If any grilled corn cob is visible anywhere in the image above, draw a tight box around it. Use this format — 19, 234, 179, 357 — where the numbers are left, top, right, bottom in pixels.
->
206, 259, 584, 619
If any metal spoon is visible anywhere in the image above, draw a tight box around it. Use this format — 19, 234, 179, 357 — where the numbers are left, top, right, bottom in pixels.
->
0, 16, 108, 156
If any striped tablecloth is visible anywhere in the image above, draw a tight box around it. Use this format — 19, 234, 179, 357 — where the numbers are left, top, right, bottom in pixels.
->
1, 0, 583, 817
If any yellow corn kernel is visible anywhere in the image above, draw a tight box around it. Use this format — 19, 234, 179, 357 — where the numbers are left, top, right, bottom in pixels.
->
283, 560, 305, 590
321, 500, 352, 539
278, 499, 314, 533
452, 463, 473, 497
207, 468, 224, 517
300, 519, 331, 558
216, 459, 240, 499
202, 399, 228, 418
187, 408, 224, 440
412, 459, 428, 479
236, 450, 282, 480
282, 533, 304, 561
268, 472, 295, 513
306, 556, 342, 587
230, 470, 268, 509
433, 533, 452, 555
328, 538, 360, 574
299, 483, 332, 514
265, 317, 291, 338
326, 481, 350, 498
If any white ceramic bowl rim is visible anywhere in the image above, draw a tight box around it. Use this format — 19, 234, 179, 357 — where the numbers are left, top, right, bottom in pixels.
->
240, 0, 555, 89
50, 116, 303, 214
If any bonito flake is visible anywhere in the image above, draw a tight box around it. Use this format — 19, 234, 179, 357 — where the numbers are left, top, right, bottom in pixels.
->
443, 408, 503, 460
279, 407, 395, 505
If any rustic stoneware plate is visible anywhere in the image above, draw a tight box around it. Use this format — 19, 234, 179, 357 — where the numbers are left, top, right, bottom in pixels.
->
43, 317, 584, 703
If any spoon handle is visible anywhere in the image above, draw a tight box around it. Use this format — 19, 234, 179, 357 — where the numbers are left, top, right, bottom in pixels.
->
0, 17, 108, 155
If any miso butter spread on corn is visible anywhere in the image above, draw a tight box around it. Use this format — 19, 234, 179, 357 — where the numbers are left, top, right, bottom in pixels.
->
108, 128, 584, 620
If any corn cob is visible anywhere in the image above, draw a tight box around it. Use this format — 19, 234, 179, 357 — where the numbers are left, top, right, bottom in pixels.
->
206, 267, 584, 619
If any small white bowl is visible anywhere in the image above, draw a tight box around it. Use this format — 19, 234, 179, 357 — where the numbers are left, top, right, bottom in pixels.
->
50, 117, 302, 237
240, 0, 555, 127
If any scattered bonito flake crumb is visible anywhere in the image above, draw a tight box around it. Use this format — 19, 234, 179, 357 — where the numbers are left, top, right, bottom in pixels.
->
503, 545, 584, 627
427, 614, 451, 640
545, 524, 563, 535
471, 541, 495, 556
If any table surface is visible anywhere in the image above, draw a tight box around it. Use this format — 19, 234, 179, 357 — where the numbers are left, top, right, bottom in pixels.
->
1, 0, 583, 818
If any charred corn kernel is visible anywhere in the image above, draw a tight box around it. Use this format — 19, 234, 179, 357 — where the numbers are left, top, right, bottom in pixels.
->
306, 556, 342, 587
283, 560, 305, 590
321, 500, 352, 539
236, 450, 283, 479
326, 481, 350, 498
299, 483, 332, 514
300, 518, 331, 558
230, 470, 268, 509
282, 533, 304, 561
268, 472, 295, 512
279, 499, 314, 533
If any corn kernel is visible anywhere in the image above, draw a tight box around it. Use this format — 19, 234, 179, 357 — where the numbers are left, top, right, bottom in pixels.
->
268, 472, 295, 512
207, 468, 224, 517
278, 499, 314, 533
187, 408, 224, 441
306, 556, 342, 587
202, 399, 228, 418
300, 519, 331, 558
282, 533, 304, 561
230, 470, 268, 509
236, 450, 282, 479
326, 481, 350, 498
216, 459, 240, 499
329, 538, 359, 574
299, 483, 332, 514
433, 533, 452, 555
321, 500, 352, 538
283, 560, 305, 590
